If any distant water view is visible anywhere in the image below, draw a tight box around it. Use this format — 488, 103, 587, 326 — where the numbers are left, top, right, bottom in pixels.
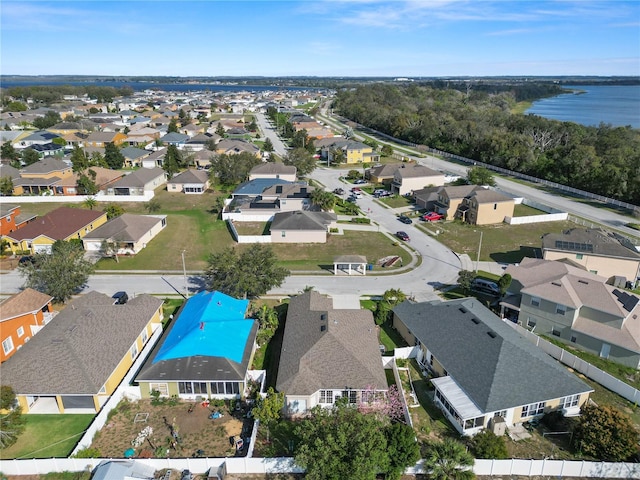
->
526, 85, 640, 129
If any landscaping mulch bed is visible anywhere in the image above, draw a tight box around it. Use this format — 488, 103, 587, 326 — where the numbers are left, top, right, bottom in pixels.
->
89, 399, 253, 459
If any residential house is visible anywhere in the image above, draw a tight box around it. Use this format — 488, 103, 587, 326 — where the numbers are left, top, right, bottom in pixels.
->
276, 291, 387, 415
84, 131, 127, 148
1, 291, 164, 413
542, 228, 640, 283
82, 213, 167, 256
120, 146, 151, 168
0, 131, 29, 148
215, 139, 260, 158
167, 169, 210, 194
28, 143, 66, 158
3, 206, 108, 254
270, 211, 337, 243
454, 188, 515, 225
160, 132, 189, 148
0, 165, 21, 184
136, 291, 258, 400
367, 163, 402, 186
321, 139, 378, 165
106, 167, 166, 196
502, 258, 640, 369
0, 204, 36, 236
0, 289, 54, 362
249, 163, 297, 182
433, 185, 482, 220
12, 158, 73, 196
56, 167, 124, 195
391, 164, 446, 196
185, 132, 217, 152
412, 186, 441, 211
393, 298, 593, 435
16, 131, 61, 149
141, 149, 166, 169
125, 126, 161, 145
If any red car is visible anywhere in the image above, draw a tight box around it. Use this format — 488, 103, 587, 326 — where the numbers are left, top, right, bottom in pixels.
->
421, 212, 444, 222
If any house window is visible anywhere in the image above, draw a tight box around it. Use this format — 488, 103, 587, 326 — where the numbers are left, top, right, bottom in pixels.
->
576, 254, 583, 260
522, 402, 545, 418
17, 327, 24, 337
552, 328, 561, 337
527, 318, 536, 328
320, 325, 326, 332
570, 335, 577, 343
281, 231, 286, 237
319, 390, 333, 404
150, 383, 169, 396
530, 296, 540, 307
495, 410, 507, 418
178, 382, 194, 394
560, 394, 580, 409
464, 416, 484, 429
141, 329, 148, 344
193, 382, 207, 394
130, 343, 138, 360
2, 337, 14, 355
556, 304, 567, 315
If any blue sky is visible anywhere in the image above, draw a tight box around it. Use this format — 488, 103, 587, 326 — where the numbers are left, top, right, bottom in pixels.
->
2, 0, 639, 76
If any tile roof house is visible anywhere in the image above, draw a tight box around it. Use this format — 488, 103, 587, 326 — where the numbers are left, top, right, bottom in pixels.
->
0, 288, 54, 362
270, 210, 337, 243
276, 291, 387, 415
0, 204, 36, 236
167, 169, 210, 194
3, 206, 108, 254
1, 291, 164, 413
542, 228, 640, 283
136, 291, 258, 400
82, 213, 167, 256
502, 257, 640, 369
249, 163, 297, 182
391, 164, 446, 196
106, 167, 166, 196
393, 298, 593, 435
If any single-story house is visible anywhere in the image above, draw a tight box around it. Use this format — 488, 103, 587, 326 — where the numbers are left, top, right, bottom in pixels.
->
120, 146, 151, 168
1, 291, 164, 413
502, 257, 640, 369
167, 169, 210, 194
136, 291, 258, 400
542, 228, 640, 284
160, 132, 190, 148
215, 139, 261, 157
84, 131, 127, 147
276, 291, 387, 415
106, 167, 166, 196
270, 210, 337, 243
392, 298, 593, 436
3, 206, 108, 254
56, 167, 125, 195
0, 288, 54, 362
391, 164, 446, 196
16, 130, 61, 149
83, 213, 167, 256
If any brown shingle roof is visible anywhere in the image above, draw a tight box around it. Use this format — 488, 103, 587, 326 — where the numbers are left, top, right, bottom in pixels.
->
5, 207, 106, 242
0, 292, 163, 395
0, 288, 53, 322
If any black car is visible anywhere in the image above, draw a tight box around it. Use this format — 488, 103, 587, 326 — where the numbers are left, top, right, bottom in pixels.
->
398, 215, 413, 224
112, 291, 129, 305
333, 188, 345, 195
18, 256, 35, 265
396, 231, 410, 241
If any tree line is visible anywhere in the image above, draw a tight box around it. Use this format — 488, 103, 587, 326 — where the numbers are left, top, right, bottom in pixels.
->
333, 83, 640, 204
2, 85, 134, 105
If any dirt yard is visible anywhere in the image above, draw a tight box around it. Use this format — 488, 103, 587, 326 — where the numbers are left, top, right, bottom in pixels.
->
89, 398, 253, 459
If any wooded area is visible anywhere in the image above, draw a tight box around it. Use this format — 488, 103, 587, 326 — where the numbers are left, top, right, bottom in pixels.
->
334, 83, 640, 204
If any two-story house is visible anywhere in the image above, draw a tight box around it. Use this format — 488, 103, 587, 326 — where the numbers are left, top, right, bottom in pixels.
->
0, 204, 36, 236
12, 158, 74, 196
391, 164, 446, 196
321, 139, 378, 165
455, 188, 515, 225
502, 258, 640, 369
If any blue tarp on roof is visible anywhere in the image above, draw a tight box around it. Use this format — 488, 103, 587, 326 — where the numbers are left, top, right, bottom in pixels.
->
153, 291, 252, 365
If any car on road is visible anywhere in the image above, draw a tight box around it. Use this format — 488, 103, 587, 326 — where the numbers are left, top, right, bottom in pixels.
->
421, 212, 445, 222
112, 291, 129, 305
398, 215, 413, 224
396, 231, 410, 242
346, 196, 358, 203
354, 179, 367, 184
333, 188, 345, 195
350, 186, 362, 193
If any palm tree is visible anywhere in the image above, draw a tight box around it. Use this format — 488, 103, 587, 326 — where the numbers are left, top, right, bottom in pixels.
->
423, 439, 475, 480
310, 189, 336, 212
83, 196, 97, 210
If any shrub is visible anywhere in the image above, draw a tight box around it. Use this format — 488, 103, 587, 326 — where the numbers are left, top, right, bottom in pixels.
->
541, 410, 566, 431
469, 430, 508, 459
73, 447, 101, 458
573, 404, 639, 461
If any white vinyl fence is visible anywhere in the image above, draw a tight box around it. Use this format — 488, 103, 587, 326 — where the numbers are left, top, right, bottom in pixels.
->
506, 322, 640, 404
0, 192, 154, 204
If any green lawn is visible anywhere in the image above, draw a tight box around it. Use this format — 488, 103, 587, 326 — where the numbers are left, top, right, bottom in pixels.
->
431, 219, 578, 263
513, 203, 546, 216
379, 195, 414, 208
379, 322, 409, 355
0, 414, 94, 459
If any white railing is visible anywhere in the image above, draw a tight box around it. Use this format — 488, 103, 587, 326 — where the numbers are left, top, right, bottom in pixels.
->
505, 322, 640, 404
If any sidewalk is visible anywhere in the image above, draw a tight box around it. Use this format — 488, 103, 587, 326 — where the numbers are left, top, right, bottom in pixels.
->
458, 254, 508, 275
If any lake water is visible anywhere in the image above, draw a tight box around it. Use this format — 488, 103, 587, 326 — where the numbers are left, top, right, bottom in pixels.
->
526, 85, 640, 129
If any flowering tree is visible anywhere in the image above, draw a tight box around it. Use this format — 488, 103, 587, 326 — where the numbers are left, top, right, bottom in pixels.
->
357, 385, 406, 424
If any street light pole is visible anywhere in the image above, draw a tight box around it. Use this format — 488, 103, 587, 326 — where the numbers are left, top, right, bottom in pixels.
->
181, 250, 188, 298
475, 231, 483, 273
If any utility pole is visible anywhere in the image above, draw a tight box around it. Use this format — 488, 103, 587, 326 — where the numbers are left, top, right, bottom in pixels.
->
181, 250, 188, 298
475, 231, 483, 273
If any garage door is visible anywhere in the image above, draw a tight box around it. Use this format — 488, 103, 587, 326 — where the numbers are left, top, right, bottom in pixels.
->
33, 244, 52, 254
61, 396, 95, 409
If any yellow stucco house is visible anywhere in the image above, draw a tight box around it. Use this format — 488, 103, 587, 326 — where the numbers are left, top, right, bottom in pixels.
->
3, 207, 107, 254
321, 139, 378, 165
1, 292, 164, 414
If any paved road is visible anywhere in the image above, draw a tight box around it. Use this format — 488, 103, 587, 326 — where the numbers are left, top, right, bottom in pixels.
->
255, 112, 288, 158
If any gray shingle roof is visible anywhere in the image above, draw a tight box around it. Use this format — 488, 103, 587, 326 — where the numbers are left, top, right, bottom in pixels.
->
167, 169, 209, 185
271, 211, 336, 231
393, 298, 592, 412
1, 292, 163, 395
111, 167, 165, 188
20, 158, 69, 175
250, 163, 297, 176
276, 291, 387, 396
83, 214, 165, 243
542, 228, 640, 261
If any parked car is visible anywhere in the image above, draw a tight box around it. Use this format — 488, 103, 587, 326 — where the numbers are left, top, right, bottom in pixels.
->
471, 279, 501, 296
333, 188, 345, 195
398, 215, 413, 224
19, 255, 35, 265
354, 179, 367, 184
112, 291, 129, 305
181, 470, 193, 480
396, 231, 410, 241
346, 196, 358, 203
421, 212, 445, 222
